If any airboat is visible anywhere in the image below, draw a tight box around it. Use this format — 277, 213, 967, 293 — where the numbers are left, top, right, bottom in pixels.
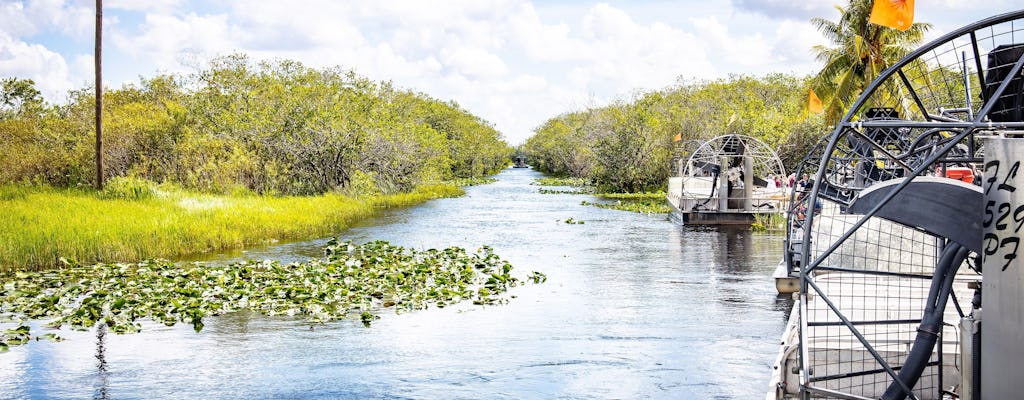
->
770, 10, 1024, 400
667, 134, 787, 225
513, 155, 528, 168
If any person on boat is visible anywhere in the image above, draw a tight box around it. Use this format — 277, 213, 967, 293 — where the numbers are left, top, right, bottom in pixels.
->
793, 180, 821, 222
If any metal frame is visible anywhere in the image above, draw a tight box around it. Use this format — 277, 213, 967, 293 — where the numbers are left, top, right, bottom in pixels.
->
794, 10, 1024, 400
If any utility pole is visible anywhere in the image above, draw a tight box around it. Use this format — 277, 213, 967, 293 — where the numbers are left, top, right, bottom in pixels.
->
94, 0, 103, 190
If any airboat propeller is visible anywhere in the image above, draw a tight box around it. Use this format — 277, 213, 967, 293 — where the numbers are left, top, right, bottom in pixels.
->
774, 10, 1024, 400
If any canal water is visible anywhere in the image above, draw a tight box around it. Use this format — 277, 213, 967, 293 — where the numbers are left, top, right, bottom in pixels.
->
0, 168, 792, 399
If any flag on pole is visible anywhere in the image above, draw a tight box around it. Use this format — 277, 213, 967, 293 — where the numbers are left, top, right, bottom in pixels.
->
869, 0, 915, 31
808, 89, 824, 114
672, 133, 682, 142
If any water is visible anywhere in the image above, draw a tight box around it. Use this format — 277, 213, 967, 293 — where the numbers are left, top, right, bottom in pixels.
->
0, 168, 793, 399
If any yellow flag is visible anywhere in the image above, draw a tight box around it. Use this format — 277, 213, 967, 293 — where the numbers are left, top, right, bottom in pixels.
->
808, 89, 824, 114
673, 133, 682, 142
869, 0, 914, 31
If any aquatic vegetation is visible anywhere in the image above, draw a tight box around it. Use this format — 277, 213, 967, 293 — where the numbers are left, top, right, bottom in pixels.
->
1, 325, 30, 351
581, 199, 670, 214
445, 177, 498, 187
595, 191, 666, 201
534, 176, 594, 194
0, 240, 540, 347
526, 271, 547, 284
750, 212, 785, 232
577, 192, 671, 214
0, 184, 464, 272
563, 218, 585, 225
531, 177, 589, 187
538, 188, 592, 195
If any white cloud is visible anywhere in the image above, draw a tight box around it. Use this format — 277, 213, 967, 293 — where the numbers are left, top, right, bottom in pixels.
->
731, 0, 835, 21
0, 0, 788, 143
111, 12, 233, 73
0, 30, 76, 101
7, 0, 1000, 144
106, 0, 185, 13
772, 19, 827, 72
691, 17, 775, 68
440, 46, 509, 78
0, 0, 92, 38
0, 2, 39, 37
569, 4, 714, 95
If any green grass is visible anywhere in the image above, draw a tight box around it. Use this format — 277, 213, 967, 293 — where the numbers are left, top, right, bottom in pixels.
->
0, 183, 464, 272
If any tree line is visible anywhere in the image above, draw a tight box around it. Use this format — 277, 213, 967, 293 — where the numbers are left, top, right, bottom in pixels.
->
524, 73, 828, 193
0, 54, 511, 196
524, 0, 936, 194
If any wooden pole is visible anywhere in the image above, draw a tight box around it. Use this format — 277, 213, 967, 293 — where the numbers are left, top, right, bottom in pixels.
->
94, 0, 103, 189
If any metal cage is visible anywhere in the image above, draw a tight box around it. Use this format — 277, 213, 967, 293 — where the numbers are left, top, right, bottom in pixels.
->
792, 10, 1024, 400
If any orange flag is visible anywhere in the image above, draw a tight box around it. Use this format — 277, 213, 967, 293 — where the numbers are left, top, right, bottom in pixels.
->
869, 0, 914, 31
808, 89, 824, 114
673, 133, 682, 142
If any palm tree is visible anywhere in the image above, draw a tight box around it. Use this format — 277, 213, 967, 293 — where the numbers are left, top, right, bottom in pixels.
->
811, 0, 931, 123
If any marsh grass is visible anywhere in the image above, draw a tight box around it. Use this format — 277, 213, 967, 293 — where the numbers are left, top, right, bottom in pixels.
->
595, 192, 665, 201
750, 212, 785, 232
0, 183, 464, 272
581, 191, 671, 214
532, 176, 589, 187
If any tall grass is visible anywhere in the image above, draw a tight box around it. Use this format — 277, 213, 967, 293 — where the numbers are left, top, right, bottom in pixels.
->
750, 212, 785, 232
0, 183, 464, 272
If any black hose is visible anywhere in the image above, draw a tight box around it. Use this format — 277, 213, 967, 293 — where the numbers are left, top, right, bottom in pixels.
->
881, 243, 969, 400
694, 172, 720, 209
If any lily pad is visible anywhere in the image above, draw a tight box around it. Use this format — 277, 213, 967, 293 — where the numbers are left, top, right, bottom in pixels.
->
0, 240, 543, 347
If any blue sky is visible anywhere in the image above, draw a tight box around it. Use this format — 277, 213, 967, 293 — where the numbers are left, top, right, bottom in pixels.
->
0, 0, 1017, 144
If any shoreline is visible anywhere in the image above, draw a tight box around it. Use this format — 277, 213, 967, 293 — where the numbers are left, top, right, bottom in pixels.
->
0, 183, 465, 272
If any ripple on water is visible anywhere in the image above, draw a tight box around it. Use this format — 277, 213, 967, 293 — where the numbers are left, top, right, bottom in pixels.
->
1, 168, 789, 399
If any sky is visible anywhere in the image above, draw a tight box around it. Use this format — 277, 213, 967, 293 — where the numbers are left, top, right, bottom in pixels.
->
0, 0, 1018, 144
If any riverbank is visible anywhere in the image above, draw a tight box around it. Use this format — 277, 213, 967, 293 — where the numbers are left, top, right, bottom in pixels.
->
1, 167, 789, 399
0, 183, 464, 272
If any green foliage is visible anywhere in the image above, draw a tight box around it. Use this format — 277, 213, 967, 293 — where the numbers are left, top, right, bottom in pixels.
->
0, 183, 462, 271
525, 74, 829, 191
0, 55, 509, 196
810, 0, 930, 123
0, 240, 542, 339
0, 77, 44, 118
750, 212, 785, 232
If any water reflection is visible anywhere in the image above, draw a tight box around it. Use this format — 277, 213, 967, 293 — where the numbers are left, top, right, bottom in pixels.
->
1, 168, 790, 399
94, 325, 109, 400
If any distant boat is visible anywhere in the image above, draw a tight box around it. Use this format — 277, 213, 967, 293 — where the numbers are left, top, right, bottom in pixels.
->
513, 156, 528, 168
